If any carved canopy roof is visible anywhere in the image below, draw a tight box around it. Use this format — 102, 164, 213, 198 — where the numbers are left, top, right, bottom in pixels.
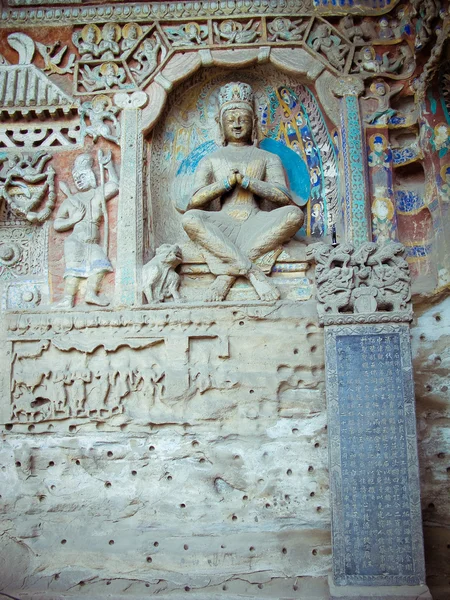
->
0, 63, 76, 117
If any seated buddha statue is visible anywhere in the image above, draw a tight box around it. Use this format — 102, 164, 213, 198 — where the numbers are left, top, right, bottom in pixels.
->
180, 81, 305, 302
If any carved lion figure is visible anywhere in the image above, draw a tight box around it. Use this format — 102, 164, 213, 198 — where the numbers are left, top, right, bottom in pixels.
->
142, 244, 182, 303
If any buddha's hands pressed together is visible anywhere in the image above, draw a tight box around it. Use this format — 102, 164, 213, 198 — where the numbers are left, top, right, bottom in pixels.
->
227, 169, 245, 188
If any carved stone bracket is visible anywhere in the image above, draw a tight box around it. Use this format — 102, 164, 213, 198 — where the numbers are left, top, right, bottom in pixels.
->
332, 75, 365, 98
307, 241, 413, 325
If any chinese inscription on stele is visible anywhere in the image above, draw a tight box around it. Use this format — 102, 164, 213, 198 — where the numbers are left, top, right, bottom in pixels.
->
327, 325, 426, 587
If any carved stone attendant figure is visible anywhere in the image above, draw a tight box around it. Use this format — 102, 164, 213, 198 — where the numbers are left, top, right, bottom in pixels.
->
131, 35, 162, 81
53, 152, 119, 308
121, 22, 142, 55
72, 24, 101, 60
179, 82, 304, 302
99, 23, 121, 60
79, 95, 121, 144
309, 23, 348, 70
363, 80, 403, 125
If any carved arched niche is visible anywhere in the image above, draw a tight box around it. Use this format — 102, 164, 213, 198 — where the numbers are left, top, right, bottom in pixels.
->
142, 50, 341, 301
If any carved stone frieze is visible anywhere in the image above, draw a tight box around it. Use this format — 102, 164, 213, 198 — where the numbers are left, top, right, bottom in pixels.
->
307, 241, 413, 324
130, 31, 167, 85
3, 300, 322, 430
0, 220, 48, 282
35, 39, 76, 75
164, 22, 209, 47
0, 123, 81, 149
267, 17, 310, 42
1, 0, 404, 27
362, 79, 404, 124
338, 15, 377, 42
0, 214, 49, 310
40, 11, 422, 95
10, 338, 165, 423
78, 61, 133, 94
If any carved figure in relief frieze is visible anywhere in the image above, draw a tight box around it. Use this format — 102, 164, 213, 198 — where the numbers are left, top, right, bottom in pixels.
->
378, 17, 395, 40
353, 45, 413, 76
165, 22, 208, 46
120, 22, 143, 55
67, 369, 91, 414
79, 95, 121, 145
142, 244, 182, 303
79, 62, 129, 92
267, 17, 308, 42
338, 15, 376, 42
35, 41, 76, 75
52, 370, 69, 413
308, 24, 349, 70
99, 23, 121, 60
72, 24, 102, 60
84, 350, 109, 415
363, 81, 403, 125
53, 151, 119, 309
439, 164, 450, 202
368, 134, 391, 169
412, 0, 440, 50
131, 35, 162, 82
214, 19, 261, 44
179, 82, 304, 302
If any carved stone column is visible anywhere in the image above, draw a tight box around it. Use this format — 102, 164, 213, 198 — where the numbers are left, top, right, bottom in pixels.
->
307, 242, 431, 600
113, 91, 148, 307
333, 77, 372, 248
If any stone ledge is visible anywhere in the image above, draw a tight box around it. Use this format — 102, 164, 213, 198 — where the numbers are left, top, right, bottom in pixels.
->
329, 576, 432, 600
320, 311, 413, 326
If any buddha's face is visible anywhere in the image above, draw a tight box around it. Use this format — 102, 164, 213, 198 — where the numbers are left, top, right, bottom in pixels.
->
104, 26, 115, 41
86, 27, 96, 43
105, 64, 115, 76
222, 108, 253, 144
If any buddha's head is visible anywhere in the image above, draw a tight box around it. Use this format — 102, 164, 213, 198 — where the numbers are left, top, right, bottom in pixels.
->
85, 25, 97, 44
217, 82, 257, 146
